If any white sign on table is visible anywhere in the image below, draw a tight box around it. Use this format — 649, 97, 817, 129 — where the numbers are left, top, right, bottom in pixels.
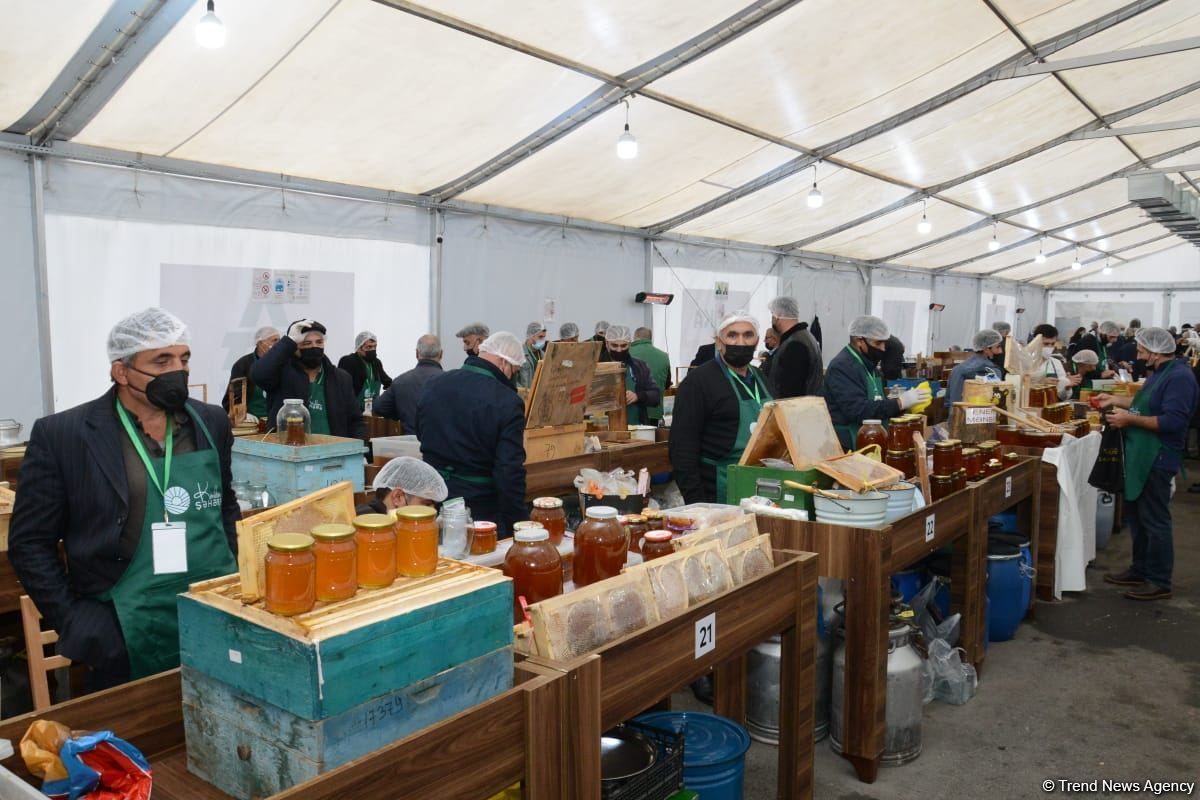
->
1005, 476, 1013, 498
925, 514, 936, 543
695, 613, 716, 659
965, 407, 996, 425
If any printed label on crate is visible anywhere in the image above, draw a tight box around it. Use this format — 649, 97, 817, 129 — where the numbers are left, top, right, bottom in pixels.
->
695, 613, 716, 659
1005, 476, 1012, 499
924, 514, 936, 543
965, 407, 996, 425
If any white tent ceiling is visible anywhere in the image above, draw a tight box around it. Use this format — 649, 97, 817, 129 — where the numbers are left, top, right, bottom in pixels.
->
4, 0, 1199, 282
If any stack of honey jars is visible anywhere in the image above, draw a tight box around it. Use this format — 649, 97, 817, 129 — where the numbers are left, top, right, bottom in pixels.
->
884, 416, 920, 478
929, 439, 965, 501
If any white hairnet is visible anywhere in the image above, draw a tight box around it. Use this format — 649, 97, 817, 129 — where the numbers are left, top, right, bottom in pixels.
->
848, 315, 890, 341
107, 307, 190, 362
456, 322, 490, 338
768, 296, 800, 319
479, 331, 527, 366
525, 321, 546, 338
1135, 326, 1176, 355
254, 326, 280, 343
1098, 320, 1121, 336
1071, 350, 1099, 365
371, 457, 448, 502
559, 322, 579, 339
594, 320, 610, 335
972, 329, 1003, 351
991, 321, 1011, 335
355, 331, 378, 349
605, 325, 632, 343
717, 312, 760, 336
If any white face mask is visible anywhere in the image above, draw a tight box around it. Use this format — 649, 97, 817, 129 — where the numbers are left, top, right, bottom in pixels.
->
1042, 347, 1055, 358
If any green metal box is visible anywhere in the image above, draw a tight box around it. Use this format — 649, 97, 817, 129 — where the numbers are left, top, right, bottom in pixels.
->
724, 465, 833, 512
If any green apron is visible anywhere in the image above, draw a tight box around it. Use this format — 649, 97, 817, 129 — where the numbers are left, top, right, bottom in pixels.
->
308, 369, 331, 434
701, 359, 770, 502
625, 365, 641, 426
1122, 359, 1178, 501
834, 345, 886, 449
105, 402, 237, 679
247, 354, 268, 418
434, 363, 505, 487
358, 357, 381, 411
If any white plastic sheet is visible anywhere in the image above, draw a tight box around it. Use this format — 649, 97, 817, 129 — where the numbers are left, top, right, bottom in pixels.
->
1040, 433, 1102, 598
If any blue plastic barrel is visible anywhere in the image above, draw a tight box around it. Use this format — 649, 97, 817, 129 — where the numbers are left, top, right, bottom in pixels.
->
989, 533, 1033, 613
635, 712, 751, 800
891, 569, 924, 604
987, 542, 1024, 642
989, 511, 1018, 534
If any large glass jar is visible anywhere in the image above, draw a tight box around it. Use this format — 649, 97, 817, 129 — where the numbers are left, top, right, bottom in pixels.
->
856, 420, 888, 452
277, 398, 311, 446
265, 533, 316, 616
573, 506, 627, 587
311, 523, 357, 603
353, 513, 397, 588
469, 521, 498, 555
640, 530, 674, 562
530, 497, 567, 545
395, 506, 439, 577
502, 526, 563, 624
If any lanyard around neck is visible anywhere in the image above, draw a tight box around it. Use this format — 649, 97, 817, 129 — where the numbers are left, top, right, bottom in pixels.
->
721, 358, 762, 405
115, 400, 173, 516
846, 345, 883, 395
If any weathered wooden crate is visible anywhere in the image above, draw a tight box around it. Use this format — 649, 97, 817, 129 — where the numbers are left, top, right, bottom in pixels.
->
182, 646, 513, 800
177, 560, 513, 721
232, 434, 366, 503
524, 423, 586, 464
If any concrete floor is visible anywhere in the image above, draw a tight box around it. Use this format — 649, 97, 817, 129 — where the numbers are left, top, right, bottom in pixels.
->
676, 487, 1200, 799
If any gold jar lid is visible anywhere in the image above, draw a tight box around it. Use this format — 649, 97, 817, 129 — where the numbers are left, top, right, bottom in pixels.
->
395, 506, 437, 521
354, 513, 396, 529
533, 497, 563, 509
885, 448, 914, 456
888, 417, 908, 426
932, 440, 959, 450
268, 532, 314, 551
625, 514, 646, 524
310, 523, 355, 541
961, 447, 980, 456
641, 508, 663, 519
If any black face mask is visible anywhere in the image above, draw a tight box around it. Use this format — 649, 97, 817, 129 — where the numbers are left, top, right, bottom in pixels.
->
723, 344, 756, 368
608, 348, 631, 363
363, 351, 378, 363
130, 367, 190, 413
861, 344, 885, 365
298, 347, 325, 368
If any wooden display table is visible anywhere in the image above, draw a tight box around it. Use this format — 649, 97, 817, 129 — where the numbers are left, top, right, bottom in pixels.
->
1009, 445, 1066, 602
0, 661, 568, 800
524, 452, 603, 500
757, 488, 984, 784
602, 440, 671, 476
971, 457, 1042, 616
528, 550, 818, 800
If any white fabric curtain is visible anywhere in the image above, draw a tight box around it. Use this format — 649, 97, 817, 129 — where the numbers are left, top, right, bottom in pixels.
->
0, 150, 45, 431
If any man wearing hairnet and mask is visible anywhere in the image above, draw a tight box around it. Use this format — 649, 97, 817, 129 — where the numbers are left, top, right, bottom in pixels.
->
9, 308, 239, 689
1075, 320, 1124, 378
222, 326, 279, 422
600, 325, 661, 426
456, 322, 490, 358
946, 329, 1005, 404
1095, 327, 1199, 602
251, 319, 364, 438
670, 312, 772, 504
339, 331, 393, 412
767, 295, 823, 398
416, 332, 528, 534
1069, 349, 1100, 398
356, 456, 449, 515
824, 315, 930, 449
516, 322, 547, 389
991, 321, 1012, 372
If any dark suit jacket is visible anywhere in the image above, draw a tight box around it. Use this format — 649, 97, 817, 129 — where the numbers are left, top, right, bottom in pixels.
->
8, 387, 239, 672
251, 338, 365, 439
373, 359, 443, 433
337, 353, 393, 397
222, 351, 258, 410
690, 343, 716, 368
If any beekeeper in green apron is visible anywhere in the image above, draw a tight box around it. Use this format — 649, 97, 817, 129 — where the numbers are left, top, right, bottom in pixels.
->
668, 313, 772, 505
602, 325, 663, 428
1096, 326, 1199, 602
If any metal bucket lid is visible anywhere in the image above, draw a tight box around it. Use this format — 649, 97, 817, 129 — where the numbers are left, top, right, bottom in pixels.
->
634, 711, 750, 767
987, 541, 1022, 558
600, 726, 657, 782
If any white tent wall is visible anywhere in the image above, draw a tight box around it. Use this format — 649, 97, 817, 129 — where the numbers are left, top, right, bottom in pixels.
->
930, 275, 982, 353
869, 268, 931, 358
1014, 283, 1048, 342
779, 260, 866, 366
1047, 290, 1165, 335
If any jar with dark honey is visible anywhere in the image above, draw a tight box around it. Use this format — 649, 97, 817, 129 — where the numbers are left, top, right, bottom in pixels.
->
996, 425, 1021, 445
395, 506, 439, 577
469, 521, 498, 555
640, 530, 674, 561
932, 440, 961, 475
929, 474, 955, 502
857, 420, 888, 451
622, 514, 649, 554
983, 458, 1003, 477
502, 526, 563, 624
353, 513, 397, 589
962, 447, 982, 479
1002, 451, 1020, 468
977, 440, 999, 459
885, 449, 915, 478
574, 506, 627, 587
887, 417, 913, 450
530, 497, 567, 545
265, 532, 316, 616
953, 469, 966, 492
310, 523, 357, 603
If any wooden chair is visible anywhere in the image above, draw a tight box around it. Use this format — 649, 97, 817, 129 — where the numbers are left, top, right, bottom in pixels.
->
19, 594, 70, 710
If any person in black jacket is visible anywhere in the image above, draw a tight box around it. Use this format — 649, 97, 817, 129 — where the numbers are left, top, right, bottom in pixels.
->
1074, 321, 1122, 377
767, 295, 823, 397
251, 319, 365, 439
374, 334, 443, 433
416, 332, 528, 535
670, 313, 772, 504
690, 342, 716, 368
338, 331, 393, 411
9, 308, 238, 690
881, 335, 906, 381
758, 327, 780, 378
599, 325, 661, 426
222, 326, 279, 420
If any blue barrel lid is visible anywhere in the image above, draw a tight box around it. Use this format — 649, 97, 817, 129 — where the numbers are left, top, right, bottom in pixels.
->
634, 711, 750, 767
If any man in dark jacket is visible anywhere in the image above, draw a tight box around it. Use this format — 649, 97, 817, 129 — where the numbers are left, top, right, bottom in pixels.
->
374, 334, 443, 433
1074, 320, 1122, 377
767, 295, 823, 397
9, 308, 238, 690
416, 332, 527, 534
251, 319, 364, 439
600, 325, 662, 426
881, 335, 906, 381
338, 331, 393, 411
222, 326, 279, 420
690, 342, 716, 368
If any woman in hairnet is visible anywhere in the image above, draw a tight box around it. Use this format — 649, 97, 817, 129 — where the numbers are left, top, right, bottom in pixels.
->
9, 308, 238, 689
823, 315, 931, 449
1095, 327, 1199, 601
356, 456, 449, 515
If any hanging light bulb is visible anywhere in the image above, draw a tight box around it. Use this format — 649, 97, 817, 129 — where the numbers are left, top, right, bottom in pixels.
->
1071, 247, 1082, 270
916, 199, 932, 235
1034, 237, 1046, 264
1102, 257, 1113, 276
195, 0, 226, 48
806, 163, 824, 209
616, 98, 638, 160
988, 221, 1000, 251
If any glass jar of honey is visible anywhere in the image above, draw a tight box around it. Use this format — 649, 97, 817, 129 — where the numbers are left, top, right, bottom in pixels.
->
573, 506, 627, 587
265, 533, 316, 616
469, 520, 498, 555
953, 469, 966, 492
976, 441, 999, 460
353, 513, 397, 589
1002, 451, 1021, 468
641, 508, 663, 528
277, 398, 310, 446
530, 497, 567, 545
887, 417, 913, 450
996, 425, 1021, 445
622, 514, 649, 554
929, 473, 955, 502
962, 447, 982, 479
640, 530, 674, 561
932, 440, 962, 475
983, 458, 1003, 477
885, 449, 915, 477
395, 506, 439, 577
310, 523, 357, 603
502, 526, 563, 624
856, 419, 888, 452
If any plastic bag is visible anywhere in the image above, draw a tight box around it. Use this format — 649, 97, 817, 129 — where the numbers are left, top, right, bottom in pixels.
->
1088, 422, 1124, 494
574, 468, 638, 499
20, 720, 70, 781
909, 578, 960, 646
927, 639, 977, 705
22, 723, 152, 800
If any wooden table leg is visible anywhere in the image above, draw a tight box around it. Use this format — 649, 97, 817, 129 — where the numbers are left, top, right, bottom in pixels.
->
543, 656, 601, 800
951, 490, 987, 671
713, 654, 747, 726
524, 671, 563, 800
839, 530, 888, 784
778, 556, 817, 800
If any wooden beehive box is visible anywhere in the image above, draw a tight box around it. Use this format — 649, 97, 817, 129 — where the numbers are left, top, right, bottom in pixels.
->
177, 559, 513, 721
231, 434, 366, 504
738, 397, 843, 469
524, 422, 587, 463
522, 341, 599, 461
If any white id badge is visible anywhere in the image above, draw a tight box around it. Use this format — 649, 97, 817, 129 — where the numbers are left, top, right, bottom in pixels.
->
151, 522, 188, 575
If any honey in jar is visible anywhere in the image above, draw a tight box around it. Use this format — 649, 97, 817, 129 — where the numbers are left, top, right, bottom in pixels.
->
983, 458, 1003, 477
573, 506, 627, 587
932, 440, 962, 475
640, 530, 674, 561
530, 497, 567, 545
469, 520, 498, 555
1002, 451, 1020, 468
395, 506, 439, 577
885, 449, 915, 477
502, 526, 563, 624
353, 513, 397, 589
265, 533, 316, 616
962, 447, 983, 479
929, 473, 955, 502
953, 469, 967, 492
856, 419, 888, 452
887, 417, 913, 450
622, 514, 649, 555
310, 523, 357, 603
